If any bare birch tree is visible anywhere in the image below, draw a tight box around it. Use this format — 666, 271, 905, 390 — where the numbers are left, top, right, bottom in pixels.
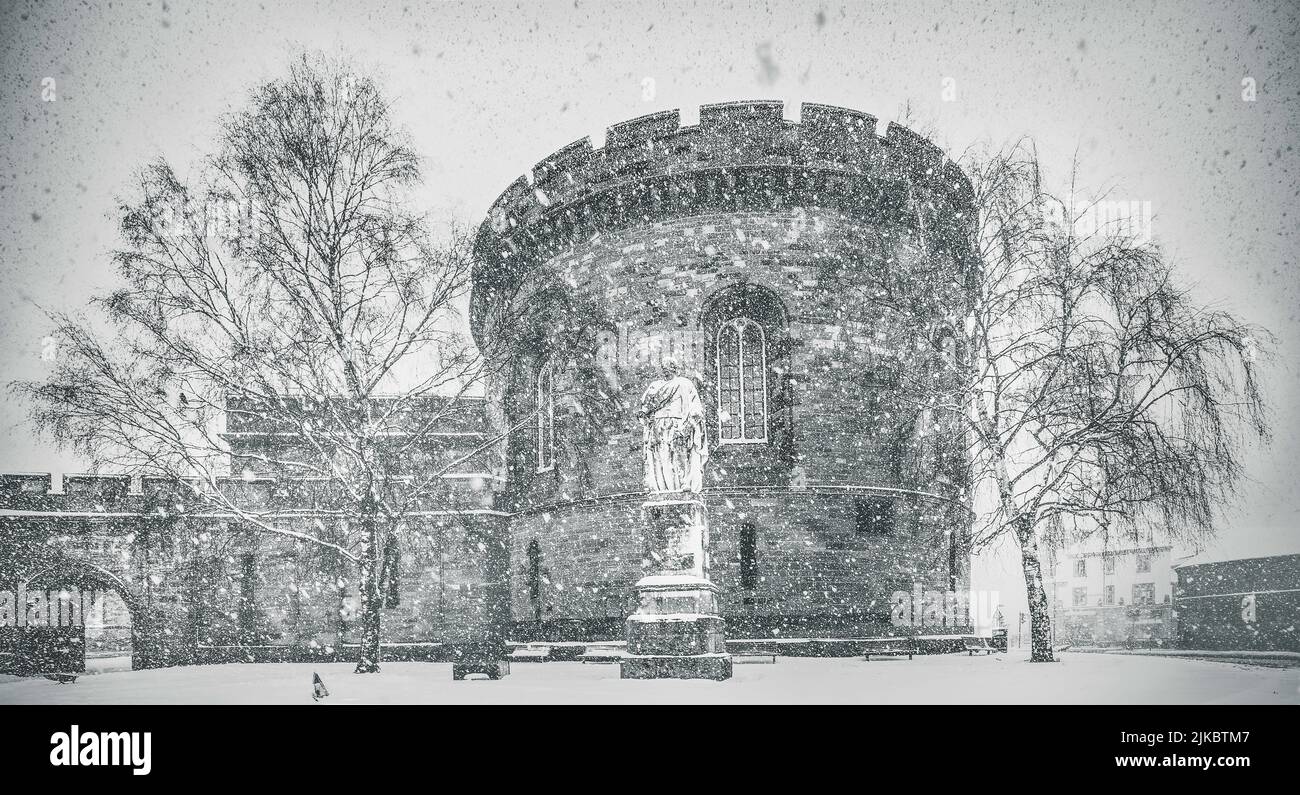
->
932, 143, 1272, 661
836, 140, 1272, 662
14, 55, 518, 673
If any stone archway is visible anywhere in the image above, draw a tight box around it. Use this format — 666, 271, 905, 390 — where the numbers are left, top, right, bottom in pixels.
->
22, 559, 142, 672
2, 556, 146, 675
0, 514, 180, 672
1, 512, 214, 671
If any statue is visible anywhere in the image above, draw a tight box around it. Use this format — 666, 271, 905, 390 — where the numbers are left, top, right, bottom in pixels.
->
637, 358, 708, 493
623, 358, 732, 680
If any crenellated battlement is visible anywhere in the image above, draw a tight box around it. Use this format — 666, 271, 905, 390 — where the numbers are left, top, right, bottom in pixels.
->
471, 101, 974, 331
494, 101, 965, 212
484, 101, 967, 219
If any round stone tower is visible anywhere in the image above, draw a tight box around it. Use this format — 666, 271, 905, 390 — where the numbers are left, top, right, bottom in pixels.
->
472, 101, 975, 643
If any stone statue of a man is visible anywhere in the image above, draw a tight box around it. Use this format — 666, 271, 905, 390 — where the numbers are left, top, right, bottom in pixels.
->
638, 358, 709, 493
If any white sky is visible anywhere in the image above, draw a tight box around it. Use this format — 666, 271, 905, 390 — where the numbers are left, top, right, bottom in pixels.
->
1, 0, 1297, 616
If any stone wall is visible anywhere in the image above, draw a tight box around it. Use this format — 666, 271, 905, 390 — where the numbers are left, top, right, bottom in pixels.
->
0, 472, 507, 666
509, 486, 966, 640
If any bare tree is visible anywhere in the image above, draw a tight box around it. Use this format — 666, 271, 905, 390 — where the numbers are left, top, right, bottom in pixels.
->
932, 142, 1272, 661
14, 55, 521, 673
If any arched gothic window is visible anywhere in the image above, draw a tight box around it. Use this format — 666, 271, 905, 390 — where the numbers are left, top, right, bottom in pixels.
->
536, 363, 555, 472
717, 317, 768, 443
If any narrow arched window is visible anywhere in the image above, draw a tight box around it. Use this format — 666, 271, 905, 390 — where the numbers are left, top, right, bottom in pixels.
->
739, 522, 758, 589
527, 539, 542, 622
717, 317, 768, 443
536, 364, 555, 472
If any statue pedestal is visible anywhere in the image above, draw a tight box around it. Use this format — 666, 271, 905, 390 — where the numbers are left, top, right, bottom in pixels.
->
620, 496, 732, 681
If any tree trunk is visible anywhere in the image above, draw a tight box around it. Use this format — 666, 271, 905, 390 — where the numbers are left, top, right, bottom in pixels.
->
354, 507, 383, 674
1015, 518, 1056, 663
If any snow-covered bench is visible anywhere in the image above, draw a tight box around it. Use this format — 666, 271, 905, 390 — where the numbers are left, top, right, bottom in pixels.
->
963, 636, 995, 656
578, 646, 626, 663
862, 638, 917, 660
732, 646, 778, 664
509, 645, 553, 662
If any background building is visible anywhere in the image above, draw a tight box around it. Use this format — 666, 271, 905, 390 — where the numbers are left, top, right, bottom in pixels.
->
1044, 531, 1180, 646
1175, 553, 1300, 652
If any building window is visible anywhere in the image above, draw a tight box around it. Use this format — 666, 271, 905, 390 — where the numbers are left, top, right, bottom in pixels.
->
1072, 587, 1088, 607
854, 498, 895, 536
1136, 554, 1151, 574
1104, 585, 1115, 605
717, 318, 768, 443
1073, 559, 1086, 577
1103, 556, 1115, 575
536, 364, 555, 472
1132, 583, 1155, 606
739, 523, 758, 589
704, 283, 788, 451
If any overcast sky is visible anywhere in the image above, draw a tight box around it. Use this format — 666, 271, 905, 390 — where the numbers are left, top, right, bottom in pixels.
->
2, 0, 1297, 611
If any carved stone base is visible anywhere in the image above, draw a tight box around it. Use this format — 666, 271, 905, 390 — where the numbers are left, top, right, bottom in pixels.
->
630, 574, 722, 619
626, 613, 727, 655
640, 496, 708, 579
620, 652, 733, 681
619, 573, 732, 681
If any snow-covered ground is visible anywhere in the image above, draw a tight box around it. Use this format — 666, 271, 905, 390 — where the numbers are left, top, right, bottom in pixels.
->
0, 650, 1295, 704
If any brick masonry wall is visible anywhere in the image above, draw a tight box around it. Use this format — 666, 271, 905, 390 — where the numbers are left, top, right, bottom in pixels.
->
501, 210, 966, 499
510, 488, 965, 639
222, 514, 510, 648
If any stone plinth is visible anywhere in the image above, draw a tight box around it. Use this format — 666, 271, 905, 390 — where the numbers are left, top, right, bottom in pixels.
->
619, 653, 733, 681
639, 496, 709, 578
620, 497, 732, 681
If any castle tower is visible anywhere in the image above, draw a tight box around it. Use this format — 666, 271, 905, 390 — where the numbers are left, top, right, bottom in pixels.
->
471, 101, 975, 645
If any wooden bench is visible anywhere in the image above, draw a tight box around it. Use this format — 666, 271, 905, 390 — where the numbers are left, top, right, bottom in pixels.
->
732, 651, 778, 664
964, 636, 995, 656
862, 638, 917, 660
